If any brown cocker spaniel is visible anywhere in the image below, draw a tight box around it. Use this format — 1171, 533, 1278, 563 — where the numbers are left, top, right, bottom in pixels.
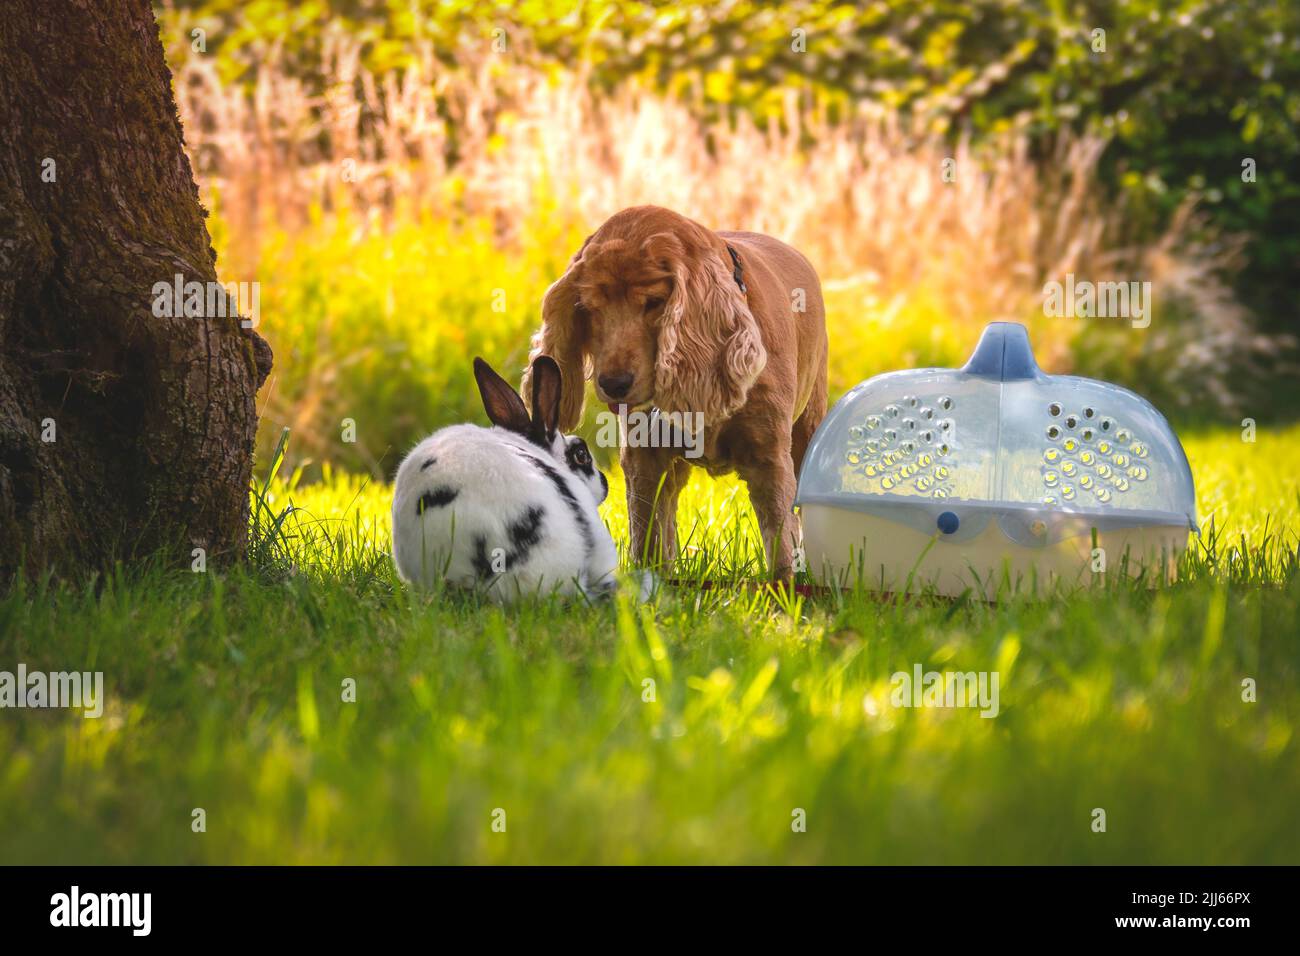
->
524, 205, 827, 579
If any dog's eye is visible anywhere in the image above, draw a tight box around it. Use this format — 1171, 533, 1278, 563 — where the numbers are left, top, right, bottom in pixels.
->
643, 297, 664, 313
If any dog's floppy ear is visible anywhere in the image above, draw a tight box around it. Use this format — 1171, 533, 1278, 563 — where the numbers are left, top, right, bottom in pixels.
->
646, 231, 767, 423
523, 236, 592, 431
474, 357, 531, 435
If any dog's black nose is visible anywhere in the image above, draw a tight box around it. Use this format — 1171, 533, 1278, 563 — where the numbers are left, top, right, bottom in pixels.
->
598, 371, 634, 399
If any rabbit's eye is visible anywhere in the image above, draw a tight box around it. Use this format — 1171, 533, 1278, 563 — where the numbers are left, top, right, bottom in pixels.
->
567, 441, 593, 471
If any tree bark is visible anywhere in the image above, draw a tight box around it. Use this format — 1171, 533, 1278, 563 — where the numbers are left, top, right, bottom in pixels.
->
0, 0, 272, 577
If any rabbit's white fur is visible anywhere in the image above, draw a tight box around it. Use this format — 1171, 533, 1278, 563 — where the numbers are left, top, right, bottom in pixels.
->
392, 423, 618, 602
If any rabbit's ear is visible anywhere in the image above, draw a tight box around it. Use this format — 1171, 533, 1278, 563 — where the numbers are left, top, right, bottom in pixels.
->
523, 235, 592, 430
528, 355, 563, 443
474, 357, 531, 435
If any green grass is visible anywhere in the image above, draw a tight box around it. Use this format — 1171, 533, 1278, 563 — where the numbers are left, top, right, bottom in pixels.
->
1, 425, 1298, 864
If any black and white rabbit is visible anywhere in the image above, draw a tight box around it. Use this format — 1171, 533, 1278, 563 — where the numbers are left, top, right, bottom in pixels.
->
392, 355, 619, 602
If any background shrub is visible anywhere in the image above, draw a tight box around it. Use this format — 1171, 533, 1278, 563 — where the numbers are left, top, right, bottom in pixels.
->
159, 0, 1298, 476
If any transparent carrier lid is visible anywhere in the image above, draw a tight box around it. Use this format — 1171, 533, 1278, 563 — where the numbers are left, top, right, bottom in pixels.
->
796, 323, 1196, 537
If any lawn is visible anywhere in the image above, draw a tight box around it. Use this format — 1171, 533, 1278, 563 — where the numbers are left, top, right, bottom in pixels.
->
1, 424, 1297, 864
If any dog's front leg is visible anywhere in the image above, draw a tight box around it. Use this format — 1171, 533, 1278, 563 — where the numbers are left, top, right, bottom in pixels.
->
740, 454, 799, 582
624, 446, 682, 569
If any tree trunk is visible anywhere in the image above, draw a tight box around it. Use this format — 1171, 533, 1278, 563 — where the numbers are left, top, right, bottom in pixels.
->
0, 0, 272, 578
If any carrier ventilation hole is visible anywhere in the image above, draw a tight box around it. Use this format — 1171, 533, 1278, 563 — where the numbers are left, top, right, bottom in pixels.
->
1041, 409, 1150, 502
845, 396, 959, 497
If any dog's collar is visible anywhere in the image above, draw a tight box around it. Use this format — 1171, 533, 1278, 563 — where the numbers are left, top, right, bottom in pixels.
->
726, 244, 747, 294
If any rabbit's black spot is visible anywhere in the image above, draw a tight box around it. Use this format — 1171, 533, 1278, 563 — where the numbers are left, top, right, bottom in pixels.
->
469, 507, 545, 578
514, 451, 593, 555
419, 457, 437, 471
416, 487, 458, 513
472, 535, 494, 578
507, 506, 545, 563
